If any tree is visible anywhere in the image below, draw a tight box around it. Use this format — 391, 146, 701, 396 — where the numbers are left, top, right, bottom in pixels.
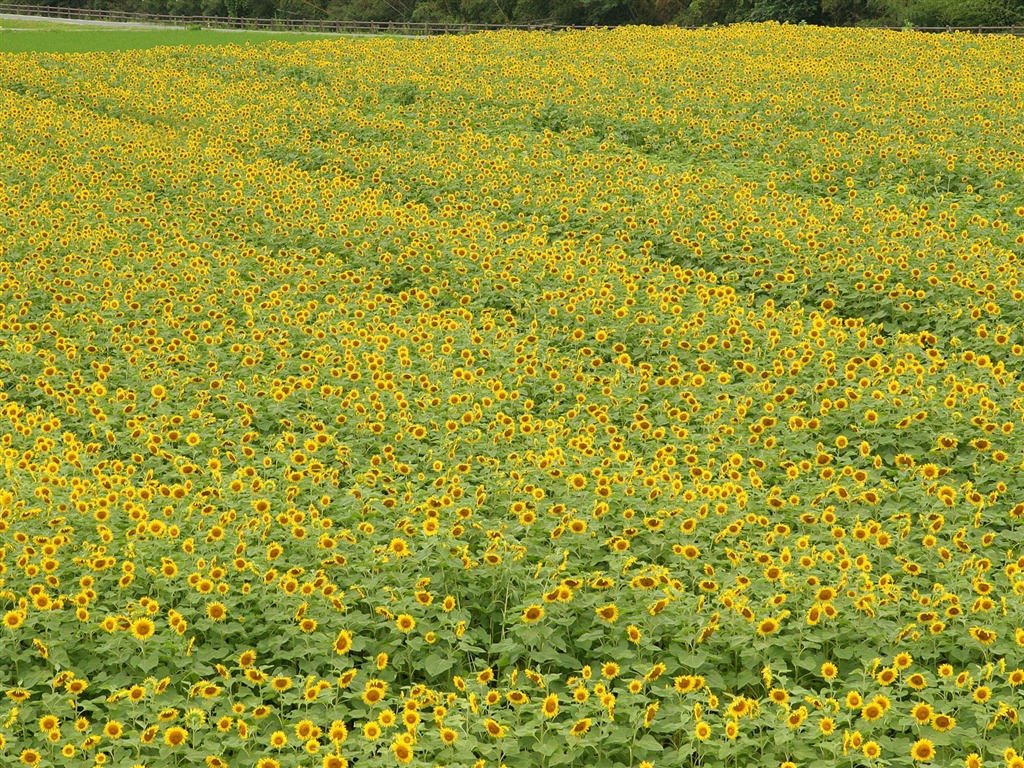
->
748, 0, 821, 22
903, 0, 1014, 25
821, 0, 870, 24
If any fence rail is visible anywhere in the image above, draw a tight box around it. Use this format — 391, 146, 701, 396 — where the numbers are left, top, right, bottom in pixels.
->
0, 3, 1022, 36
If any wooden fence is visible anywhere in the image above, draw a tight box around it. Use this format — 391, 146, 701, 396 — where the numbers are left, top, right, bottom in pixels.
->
0, 3, 1022, 37
0, 3, 558, 34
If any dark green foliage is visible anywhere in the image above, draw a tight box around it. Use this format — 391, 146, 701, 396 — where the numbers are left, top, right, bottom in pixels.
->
748, 0, 821, 22
903, 0, 1021, 26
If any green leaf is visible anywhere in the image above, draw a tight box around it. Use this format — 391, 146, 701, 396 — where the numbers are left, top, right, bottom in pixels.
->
635, 734, 664, 753
535, 739, 561, 757
423, 653, 454, 676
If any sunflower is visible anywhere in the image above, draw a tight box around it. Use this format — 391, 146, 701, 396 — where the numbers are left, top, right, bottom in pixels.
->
911, 738, 935, 761
876, 666, 898, 685
389, 538, 411, 558
483, 718, 506, 738
164, 726, 188, 748
595, 604, 619, 622
694, 722, 711, 741
645, 663, 666, 682
326, 720, 348, 744
395, 614, 416, 633
198, 601, 226, 622
970, 626, 997, 645
131, 617, 156, 641
392, 740, 414, 764
402, 709, 420, 730
906, 672, 928, 690
333, 630, 353, 654
757, 617, 779, 636
542, 693, 559, 718
271, 676, 292, 692
727, 698, 751, 718
861, 702, 883, 721
103, 721, 124, 739
675, 676, 696, 693
930, 713, 955, 732
786, 707, 808, 729
200, 683, 221, 699
911, 703, 932, 725
362, 686, 384, 706
522, 604, 545, 622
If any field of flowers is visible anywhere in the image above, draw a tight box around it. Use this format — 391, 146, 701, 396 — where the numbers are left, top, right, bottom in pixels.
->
1, 22, 1023, 768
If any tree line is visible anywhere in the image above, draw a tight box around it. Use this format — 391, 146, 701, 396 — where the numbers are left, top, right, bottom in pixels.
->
7, 0, 1024, 32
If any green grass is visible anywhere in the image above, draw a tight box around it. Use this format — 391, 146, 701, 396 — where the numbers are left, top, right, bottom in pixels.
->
0, 16, 76, 30
0, 26, 339, 54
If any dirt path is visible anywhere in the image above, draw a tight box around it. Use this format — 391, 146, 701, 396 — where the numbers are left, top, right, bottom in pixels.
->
0, 12, 181, 29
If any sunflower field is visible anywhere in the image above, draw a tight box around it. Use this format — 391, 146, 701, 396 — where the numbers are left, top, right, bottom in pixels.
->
1, 22, 1024, 768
